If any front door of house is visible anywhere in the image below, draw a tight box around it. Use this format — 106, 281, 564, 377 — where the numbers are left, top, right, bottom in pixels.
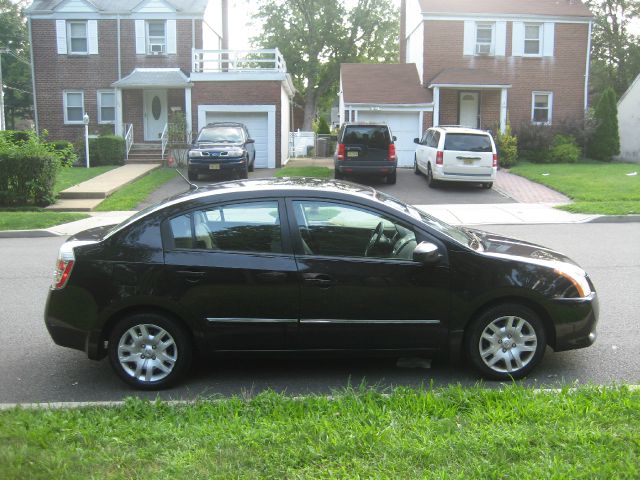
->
143, 90, 168, 141
459, 92, 479, 128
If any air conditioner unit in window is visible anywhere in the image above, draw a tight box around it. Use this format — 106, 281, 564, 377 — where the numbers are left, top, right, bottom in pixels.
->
476, 44, 492, 55
149, 43, 165, 54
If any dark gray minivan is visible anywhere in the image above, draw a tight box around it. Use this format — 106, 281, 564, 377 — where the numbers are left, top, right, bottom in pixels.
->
334, 123, 398, 184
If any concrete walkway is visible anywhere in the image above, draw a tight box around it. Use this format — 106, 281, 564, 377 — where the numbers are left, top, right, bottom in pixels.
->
46, 164, 159, 212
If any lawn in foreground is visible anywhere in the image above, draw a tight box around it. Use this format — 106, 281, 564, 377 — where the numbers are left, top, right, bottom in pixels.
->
510, 162, 640, 214
274, 166, 333, 179
0, 211, 89, 231
95, 168, 178, 211
1, 385, 638, 479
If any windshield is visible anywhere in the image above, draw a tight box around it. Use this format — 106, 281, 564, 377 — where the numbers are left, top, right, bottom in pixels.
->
374, 190, 479, 249
197, 127, 244, 143
444, 133, 493, 152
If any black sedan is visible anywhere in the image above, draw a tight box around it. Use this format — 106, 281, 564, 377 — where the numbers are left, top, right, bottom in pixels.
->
45, 178, 598, 389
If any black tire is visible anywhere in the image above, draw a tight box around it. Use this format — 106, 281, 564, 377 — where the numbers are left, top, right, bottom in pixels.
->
414, 156, 421, 175
187, 170, 197, 181
335, 170, 344, 180
248, 154, 255, 172
241, 163, 249, 179
427, 165, 437, 188
465, 303, 546, 381
482, 182, 493, 189
386, 172, 397, 185
108, 313, 192, 390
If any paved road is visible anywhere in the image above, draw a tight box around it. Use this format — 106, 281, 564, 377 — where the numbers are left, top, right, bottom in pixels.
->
139, 168, 514, 210
0, 223, 638, 404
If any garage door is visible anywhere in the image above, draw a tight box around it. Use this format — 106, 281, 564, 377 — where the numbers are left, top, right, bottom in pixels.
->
357, 111, 420, 167
204, 111, 269, 168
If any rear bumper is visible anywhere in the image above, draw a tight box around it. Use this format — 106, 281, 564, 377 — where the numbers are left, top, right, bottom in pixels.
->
335, 163, 396, 176
433, 166, 496, 183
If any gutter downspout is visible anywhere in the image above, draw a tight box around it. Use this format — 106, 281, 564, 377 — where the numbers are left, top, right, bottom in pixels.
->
28, 17, 39, 133
117, 14, 121, 80
584, 20, 592, 112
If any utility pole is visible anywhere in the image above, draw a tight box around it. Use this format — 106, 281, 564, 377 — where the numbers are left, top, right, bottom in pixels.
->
0, 48, 7, 131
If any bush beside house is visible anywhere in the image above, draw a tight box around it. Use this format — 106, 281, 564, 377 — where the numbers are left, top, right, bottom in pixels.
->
77, 135, 126, 166
588, 87, 620, 162
495, 122, 518, 168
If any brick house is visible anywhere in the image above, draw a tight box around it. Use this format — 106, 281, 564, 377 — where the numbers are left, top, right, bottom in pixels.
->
339, 0, 593, 167
26, 0, 295, 168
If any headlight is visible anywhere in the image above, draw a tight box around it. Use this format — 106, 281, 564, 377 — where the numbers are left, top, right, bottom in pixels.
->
189, 150, 203, 158
226, 148, 245, 157
554, 265, 591, 298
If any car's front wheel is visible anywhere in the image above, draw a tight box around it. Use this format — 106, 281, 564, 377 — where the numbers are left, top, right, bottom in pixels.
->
108, 313, 192, 390
466, 304, 546, 380
414, 156, 421, 175
482, 182, 493, 189
248, 153, 255, 172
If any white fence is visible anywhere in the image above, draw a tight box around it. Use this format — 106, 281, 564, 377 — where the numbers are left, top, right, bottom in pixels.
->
289, 131, 337, 158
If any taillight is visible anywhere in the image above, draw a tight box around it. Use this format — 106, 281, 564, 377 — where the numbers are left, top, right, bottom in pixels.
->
337, 143, 345, 161
493, 153, 498, 167
52, 247, 75, 290
388, 143, 397, 161
436, 151, 444, 165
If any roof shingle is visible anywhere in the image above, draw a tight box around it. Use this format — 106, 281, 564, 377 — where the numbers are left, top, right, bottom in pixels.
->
341, 64, 431, 105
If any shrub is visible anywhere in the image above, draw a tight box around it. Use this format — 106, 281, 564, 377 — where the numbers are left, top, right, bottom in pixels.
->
548, 135, 581, 163
0, 133, 61, 207
588, 87, 620, 161
78, 135, 125, 166
514, 122, 555, 163
47, 140, 78, 167
0, 130, 31, 145
495, 122, 518, 168
316, 117, 331, 135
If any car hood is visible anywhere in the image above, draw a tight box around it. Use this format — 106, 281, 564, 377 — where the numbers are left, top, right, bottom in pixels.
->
68, 224, 116, 242
474, 230, 579, 267
191, 142, 244, 151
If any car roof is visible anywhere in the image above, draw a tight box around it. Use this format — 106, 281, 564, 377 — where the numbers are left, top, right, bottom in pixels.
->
343, 122, 390, 127
202, 122, 246, 128
431, 126, 492, 135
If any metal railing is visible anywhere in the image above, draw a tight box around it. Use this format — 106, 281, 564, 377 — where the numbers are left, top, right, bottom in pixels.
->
192, 48, 287, 73
124, 123, 134, 160
160, 123, 168, 159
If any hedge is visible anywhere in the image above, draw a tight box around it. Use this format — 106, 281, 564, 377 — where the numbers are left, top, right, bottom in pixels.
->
77, 135, 126, 166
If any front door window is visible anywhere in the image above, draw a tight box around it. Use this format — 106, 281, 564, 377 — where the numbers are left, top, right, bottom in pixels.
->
459, 92, 479, 129
143, 90, 167, 141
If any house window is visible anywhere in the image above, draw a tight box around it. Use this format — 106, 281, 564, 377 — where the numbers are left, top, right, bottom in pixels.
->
476, 23, 494, 55
146, 21, 166, 55
67, 21, 88, 54
98, 91, 115, 124
532, 92, 553, 124
64, 91, 84, 124
524, 24, 543, 56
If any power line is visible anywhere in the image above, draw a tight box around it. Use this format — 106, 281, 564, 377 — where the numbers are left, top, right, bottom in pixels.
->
3, 84, 32, 95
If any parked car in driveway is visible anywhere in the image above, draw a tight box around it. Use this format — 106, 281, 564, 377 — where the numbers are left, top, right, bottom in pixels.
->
187, 122, 256, 181
45, 178, 597, 389
414, 126, 497, 189
335, 122, 398, 184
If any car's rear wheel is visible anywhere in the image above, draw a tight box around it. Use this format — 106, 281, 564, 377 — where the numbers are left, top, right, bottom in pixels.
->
335, 170, 344, 180
414, 156, 421, 175
386, 172, 397, 185
108, 313, 192, 390
427, 165, 437, 188
466, 304, 546, 380
482, 182, 493, 189
248, 154, 255, 172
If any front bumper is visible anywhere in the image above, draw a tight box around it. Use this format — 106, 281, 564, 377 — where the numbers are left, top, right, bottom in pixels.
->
550, 292, 599, 351
188, 158, 247, 174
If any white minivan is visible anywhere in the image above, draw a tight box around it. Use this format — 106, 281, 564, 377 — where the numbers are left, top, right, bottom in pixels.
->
413, 126, 498, 189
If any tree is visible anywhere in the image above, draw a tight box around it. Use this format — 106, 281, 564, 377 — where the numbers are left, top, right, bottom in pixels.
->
588, 87, 620, 161
251, 0, 398, 130
586, 0, 640, 98
0, 0, 32, 129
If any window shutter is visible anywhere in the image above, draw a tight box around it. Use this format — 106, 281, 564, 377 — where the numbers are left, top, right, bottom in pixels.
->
543, 22, 555, 57
495, 21, 506, 56
166, 19, 177, 54
512, 21, 524, 56
135, 20, 146, 54
88, 20, 98, 54
56, 20, 67, 54
463, 20, 475, 56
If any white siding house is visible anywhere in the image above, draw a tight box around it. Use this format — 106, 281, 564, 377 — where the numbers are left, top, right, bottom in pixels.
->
616, 74, 640, 163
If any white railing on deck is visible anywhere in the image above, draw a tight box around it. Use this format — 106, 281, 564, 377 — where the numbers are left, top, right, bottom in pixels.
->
160, 123, 168, 159
192, 48, 287, 73
124, 123, 134, 160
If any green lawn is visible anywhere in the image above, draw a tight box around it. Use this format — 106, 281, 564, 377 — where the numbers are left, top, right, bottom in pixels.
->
0, 385, 638, 479
95, 168, 178, 211
274, 166, 333, 178
510, 162, 640, 215
54, 166, 117, 196
0, 211, 89, 231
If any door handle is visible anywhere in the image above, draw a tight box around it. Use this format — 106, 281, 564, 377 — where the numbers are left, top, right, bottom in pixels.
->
176, 270, 205, 283
256, 271, 288, 283
302, 273, 335, 288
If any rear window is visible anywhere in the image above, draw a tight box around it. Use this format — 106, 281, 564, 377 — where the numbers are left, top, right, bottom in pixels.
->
342, 126, 391, 148
443, 133, 493, 152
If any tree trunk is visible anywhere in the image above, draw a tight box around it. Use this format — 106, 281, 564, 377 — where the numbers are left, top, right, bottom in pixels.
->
302, 88, 317, 131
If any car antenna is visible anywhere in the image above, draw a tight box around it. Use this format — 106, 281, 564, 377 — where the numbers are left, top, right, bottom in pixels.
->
175, 168, 198, 190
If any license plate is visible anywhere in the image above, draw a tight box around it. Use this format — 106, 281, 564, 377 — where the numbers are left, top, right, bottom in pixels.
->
209, 164, 220, 170
347, 151, 359, 158
464, 159, 474, 165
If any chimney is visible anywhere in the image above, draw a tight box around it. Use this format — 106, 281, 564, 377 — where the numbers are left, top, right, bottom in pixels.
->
221, 0, 229, 50
399, 0, 406, 63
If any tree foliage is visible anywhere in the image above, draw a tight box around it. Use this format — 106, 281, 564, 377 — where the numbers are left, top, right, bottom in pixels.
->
586, 0, 640, 99
588, 87, 620, 161
0, 0, 32, 128
251, 0, 399, 130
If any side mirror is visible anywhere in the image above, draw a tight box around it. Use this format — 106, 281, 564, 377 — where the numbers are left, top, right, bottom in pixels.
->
413, 241, 440, 264
392, 135, 397, 141
246, 138, 255, 144
413, 137, 420, 144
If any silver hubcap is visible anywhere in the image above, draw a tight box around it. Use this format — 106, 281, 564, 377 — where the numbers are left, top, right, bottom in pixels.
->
479, 315, 538, 373
117, 324, 177, 383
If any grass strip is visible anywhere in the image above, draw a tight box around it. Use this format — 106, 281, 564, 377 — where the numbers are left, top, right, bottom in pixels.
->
1, 385, 639, 479
274, 166, 333, 178
0, 211, 89, 231
510, 162, 640, 214
55, 166, 117, 196
95, 168, 178, 212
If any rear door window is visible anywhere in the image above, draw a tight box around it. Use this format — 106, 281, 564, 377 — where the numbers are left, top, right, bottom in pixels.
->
343, 126, 390, 148
443, 134, 493, 152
